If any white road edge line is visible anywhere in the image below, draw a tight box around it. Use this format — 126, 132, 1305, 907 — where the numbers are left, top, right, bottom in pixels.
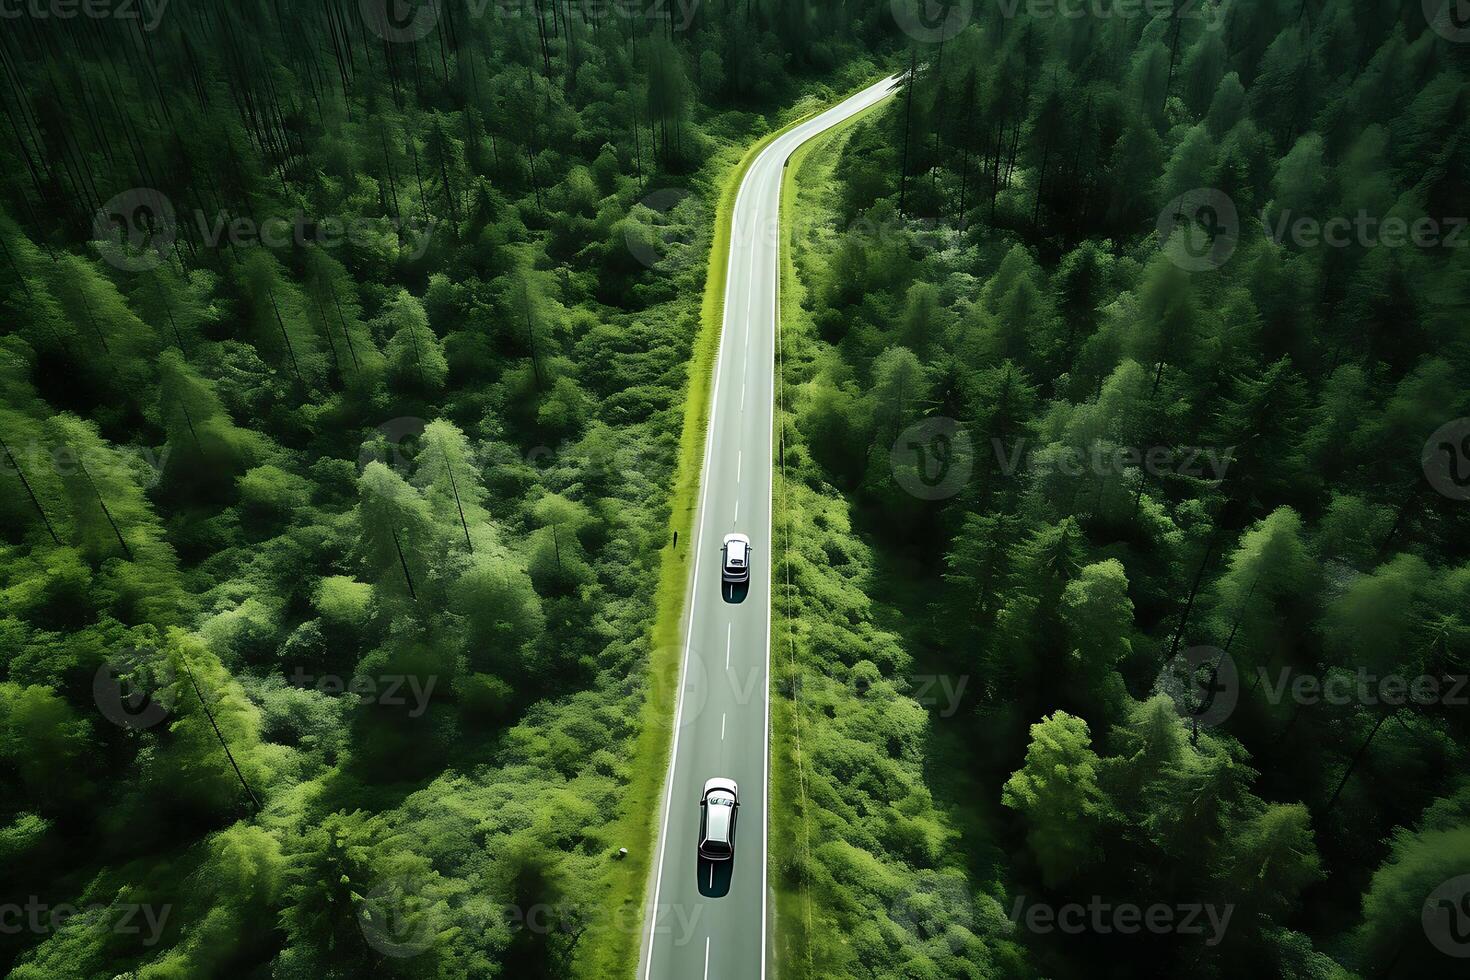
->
761, 146, 775, 980
641, 119, 753, 980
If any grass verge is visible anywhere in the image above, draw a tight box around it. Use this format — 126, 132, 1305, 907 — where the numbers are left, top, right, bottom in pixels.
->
770, 92, 891, 978
577, 80, 885, 980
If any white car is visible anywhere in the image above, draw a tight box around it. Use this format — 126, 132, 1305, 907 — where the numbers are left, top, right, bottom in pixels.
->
722, 533, 751, 583
698, 777, 739, 861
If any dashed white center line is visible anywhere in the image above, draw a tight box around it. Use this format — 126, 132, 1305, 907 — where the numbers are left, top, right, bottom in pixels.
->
733, 499, 739, 523
703, 937, 710, 980
721, 713, 726, 740
726, 622, 732, 670
737, 451, 742, 483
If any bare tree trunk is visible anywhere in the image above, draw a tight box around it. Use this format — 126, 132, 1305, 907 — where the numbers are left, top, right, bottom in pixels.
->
178, 654, 262, 813
76, 455, 132, 561
0, 435, 62, 545
1324, 710, 1394, 812
391, 526, 419, 601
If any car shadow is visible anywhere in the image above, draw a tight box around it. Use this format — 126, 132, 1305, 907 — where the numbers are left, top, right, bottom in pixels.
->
721, 580, 750, 604
696, 857, 734, 897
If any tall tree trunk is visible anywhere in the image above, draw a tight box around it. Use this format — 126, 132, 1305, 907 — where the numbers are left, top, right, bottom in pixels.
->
443, 445, 473, 552
898, 47, 917, 216
391, 526, 419, 601
178, 654, 262, 813
0, 435, 62, 545
76, 455, 133, 561
1324, 710, 1394, 812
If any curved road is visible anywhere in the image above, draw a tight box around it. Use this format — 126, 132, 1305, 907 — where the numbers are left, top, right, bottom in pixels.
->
640, 76, 900, 980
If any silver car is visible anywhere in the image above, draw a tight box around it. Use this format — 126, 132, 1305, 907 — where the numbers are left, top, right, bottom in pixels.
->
721, 533, 751, 584
698, 777, 739, 861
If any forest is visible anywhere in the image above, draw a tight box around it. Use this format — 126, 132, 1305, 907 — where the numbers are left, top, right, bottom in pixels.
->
0, 0, 1467, 978
0, 1, 893, 977
772, 1, 1470, 978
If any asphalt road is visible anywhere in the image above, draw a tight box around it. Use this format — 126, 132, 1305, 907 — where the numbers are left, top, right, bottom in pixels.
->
640, 75, 900, 980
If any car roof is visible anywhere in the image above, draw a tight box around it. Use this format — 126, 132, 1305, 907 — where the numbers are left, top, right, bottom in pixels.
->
705, 799, 733, 841
723, 533, 750, 546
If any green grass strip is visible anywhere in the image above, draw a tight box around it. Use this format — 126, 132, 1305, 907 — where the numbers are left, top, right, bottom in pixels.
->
769, 91, 891, 978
